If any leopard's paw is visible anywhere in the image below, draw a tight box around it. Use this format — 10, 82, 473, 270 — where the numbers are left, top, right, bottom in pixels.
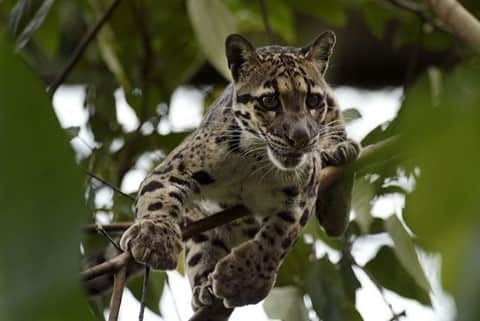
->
211, 241, 277, 308
192, 281, 215, 310
321, 139, 360, 166
120, 218, 182, 270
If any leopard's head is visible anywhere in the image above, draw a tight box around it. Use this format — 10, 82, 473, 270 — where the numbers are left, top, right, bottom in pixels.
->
226, 31, 336, 171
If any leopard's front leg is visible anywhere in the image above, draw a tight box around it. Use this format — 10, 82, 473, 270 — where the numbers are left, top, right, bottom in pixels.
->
210, 201, 313, 308
119, 164, 192, 269
120, 132, 215, 270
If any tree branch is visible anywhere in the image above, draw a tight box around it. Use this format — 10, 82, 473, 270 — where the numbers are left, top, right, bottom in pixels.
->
108, 266, 127, 321
46, 0, 123, 95
138, 266, 149, 321
83, 252, 131, 281
387, 0, 426, 15
385, 0, 448, 32
427, 0, 480, 51
82, 205, 250, 280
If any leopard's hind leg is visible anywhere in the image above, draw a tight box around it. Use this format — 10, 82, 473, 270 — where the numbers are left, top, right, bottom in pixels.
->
184, 205, 259, 321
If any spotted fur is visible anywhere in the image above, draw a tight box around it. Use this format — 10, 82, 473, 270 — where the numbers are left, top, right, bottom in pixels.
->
120, 31, 360, 320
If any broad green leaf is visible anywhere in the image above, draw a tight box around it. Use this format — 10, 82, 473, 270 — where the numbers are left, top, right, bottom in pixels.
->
290, 0, 348, 27
385, 216, 431, 293
0, 35, 93, 321
305, 257, 363, 321
264, 286, 309, 321
87, 300, 107, 321
88, 0, 130, 89
187, 0, 236, 80
361, 2, 394, 39
226, 0, 296, 43
276, 238, 314, 288
351, 177, 374, 233
398, 61, 480, 320
65, 126, 81, 140
342, 108, 362, 124
303, 218, 343, 250
112, 191, 134, 222
365, 246, 431, 305
128, 271, 166, 316
338, 257, 361, 303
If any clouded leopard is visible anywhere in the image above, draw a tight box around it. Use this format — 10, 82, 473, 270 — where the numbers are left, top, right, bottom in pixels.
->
120, 31, 360, 320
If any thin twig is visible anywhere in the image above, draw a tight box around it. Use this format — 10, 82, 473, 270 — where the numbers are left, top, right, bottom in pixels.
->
46, 0, 123, 95
108, 266, 127, 321
166, 275, 184, 321
96, 224, 123, 251
138, 266, 149, 321
259, 0, 274, 43
85, 222, 132, 233
85, 169, 135, 201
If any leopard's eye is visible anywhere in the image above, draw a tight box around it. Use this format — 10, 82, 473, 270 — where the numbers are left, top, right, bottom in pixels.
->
306, 93, 324, 109
260, 94, 280, 110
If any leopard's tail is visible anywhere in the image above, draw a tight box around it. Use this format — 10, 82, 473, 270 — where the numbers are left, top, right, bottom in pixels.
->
315, 170, 354, 237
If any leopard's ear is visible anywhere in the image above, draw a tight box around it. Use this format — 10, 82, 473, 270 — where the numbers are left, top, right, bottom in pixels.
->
301, 31, 336, 75
225, 34, 258, 81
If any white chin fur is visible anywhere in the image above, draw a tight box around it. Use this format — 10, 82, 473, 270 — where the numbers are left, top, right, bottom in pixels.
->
267, 147, 305, 171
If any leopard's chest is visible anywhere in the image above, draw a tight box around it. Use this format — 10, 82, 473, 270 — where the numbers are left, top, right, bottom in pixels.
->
192, 154, 313, 217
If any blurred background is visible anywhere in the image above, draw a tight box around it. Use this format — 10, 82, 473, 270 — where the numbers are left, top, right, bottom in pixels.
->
0, 1, 479, 321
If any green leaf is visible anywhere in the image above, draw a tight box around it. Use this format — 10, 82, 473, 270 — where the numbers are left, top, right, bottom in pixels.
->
0, 35, 93, 321
127, 271, 166, 316
305, 257, 363, 321
65, 126, 81, 140
291, 0, 348, 27
365, 246, 431, 305
15, 0, 55, 50
342, 108, 362, 124
87, 0, 130, 90
113, 191, 134, 222
396, 61, 480, 320
226, 0, 296, 43
303, 218, 344, 250
351, 177, 374, 233
338, 258, 361, 303
385, 216, 431, 293
187, 0, 236, 80
87, 300, 107, 321
276, 238, 314, 288
264, 286, 309, 321
7, 0, 31, 34
361, 2, 394, 39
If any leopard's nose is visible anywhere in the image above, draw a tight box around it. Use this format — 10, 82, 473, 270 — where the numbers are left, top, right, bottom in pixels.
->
286, 126, 311, 148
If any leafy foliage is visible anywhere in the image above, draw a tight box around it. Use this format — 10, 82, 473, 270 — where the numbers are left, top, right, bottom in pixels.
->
1, 0, 480, 320
0, 35, 93, 321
